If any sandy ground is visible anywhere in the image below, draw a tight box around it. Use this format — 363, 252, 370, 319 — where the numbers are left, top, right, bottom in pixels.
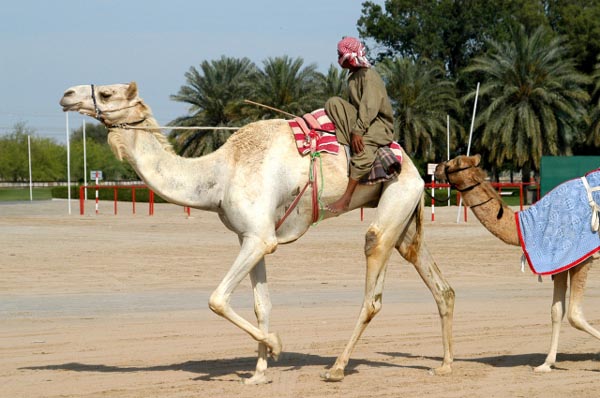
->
2, 199, 600, 398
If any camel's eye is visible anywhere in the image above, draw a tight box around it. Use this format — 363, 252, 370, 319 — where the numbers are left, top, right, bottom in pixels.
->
99, 91, 111, 100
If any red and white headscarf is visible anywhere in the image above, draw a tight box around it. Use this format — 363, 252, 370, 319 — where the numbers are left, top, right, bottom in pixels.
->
337, 37, 371, 69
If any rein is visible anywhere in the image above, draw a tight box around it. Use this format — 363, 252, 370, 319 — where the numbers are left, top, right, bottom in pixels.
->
444, 163, 504, 219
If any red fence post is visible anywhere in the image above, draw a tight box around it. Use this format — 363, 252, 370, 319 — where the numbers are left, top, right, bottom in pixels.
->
149, 190, 154, 216
113, 187, 118, 215
132, 187, 136, 215
79, 185, 85, 215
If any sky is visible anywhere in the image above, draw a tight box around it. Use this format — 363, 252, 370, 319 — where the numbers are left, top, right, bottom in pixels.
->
0, 0, 383, 143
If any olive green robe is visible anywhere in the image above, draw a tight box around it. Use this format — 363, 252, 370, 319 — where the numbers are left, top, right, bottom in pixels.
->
325, 67, 394, 180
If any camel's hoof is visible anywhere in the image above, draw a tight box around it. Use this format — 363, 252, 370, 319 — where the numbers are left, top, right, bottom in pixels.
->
320, 368, 345, 382
534, 363, 553, 373
243, 373, 270, 385
266, 332, 282, 361
430, 363, 453, 376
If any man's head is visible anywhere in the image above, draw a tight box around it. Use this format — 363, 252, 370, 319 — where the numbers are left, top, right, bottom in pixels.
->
337, 37, 371, 69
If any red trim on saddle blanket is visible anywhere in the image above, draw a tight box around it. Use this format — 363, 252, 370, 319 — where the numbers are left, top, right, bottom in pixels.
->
288, 109, 339, 155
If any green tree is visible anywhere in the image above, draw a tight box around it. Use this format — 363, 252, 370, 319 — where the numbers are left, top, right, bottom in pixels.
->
547, 0, 600, 73
463, 25, 590, 176
586, 55, 600, 149
248, 56, 323, 119
31, 136, 66, 181
377, 58, 463, 162
169, 56, 258, 156
69, 122, 137, 181
0, 123, 66, 181
358, 0, 547, 78
0, 125, 31, 181
317, 64, 348, 102
70, 122, 109, 144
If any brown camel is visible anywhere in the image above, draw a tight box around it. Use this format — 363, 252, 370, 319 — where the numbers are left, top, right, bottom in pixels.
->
59, 82, 455, 384
435, 154, 600, 372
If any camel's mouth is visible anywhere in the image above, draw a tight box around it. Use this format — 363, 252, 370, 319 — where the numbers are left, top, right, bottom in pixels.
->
433, 163, 449, 182
60, 102, 95, 118
60, 100, 82, 112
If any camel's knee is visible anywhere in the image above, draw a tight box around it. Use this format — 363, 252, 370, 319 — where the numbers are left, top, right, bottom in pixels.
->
365, 225, 393, 259
208, 291, 228, 316
439, 286, 455, 315
364, 228, 381, 256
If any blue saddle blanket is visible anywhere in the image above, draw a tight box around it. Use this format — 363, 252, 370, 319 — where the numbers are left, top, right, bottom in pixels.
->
516, 169, 600, 275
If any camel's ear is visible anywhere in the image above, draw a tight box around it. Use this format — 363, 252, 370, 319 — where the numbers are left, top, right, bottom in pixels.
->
126, 82, 138, 100
456, 154, 481, 169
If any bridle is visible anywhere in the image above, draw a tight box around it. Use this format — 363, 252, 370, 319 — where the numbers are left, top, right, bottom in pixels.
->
90, 84, 102, 118
90, 84, 146, 127
443, 163, 504, 218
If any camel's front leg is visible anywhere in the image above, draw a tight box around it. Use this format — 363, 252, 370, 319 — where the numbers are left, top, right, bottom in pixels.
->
535, 271, 567, 372
322, 226, 392, 381
208, 235, 282, 383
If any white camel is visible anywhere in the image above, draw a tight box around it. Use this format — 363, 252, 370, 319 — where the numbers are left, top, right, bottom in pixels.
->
59, 82, 455, 384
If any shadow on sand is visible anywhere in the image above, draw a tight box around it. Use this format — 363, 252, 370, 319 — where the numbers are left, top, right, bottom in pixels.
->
21, 351, 600, 382
381, 351, 600, 371
21, 351, 426, 382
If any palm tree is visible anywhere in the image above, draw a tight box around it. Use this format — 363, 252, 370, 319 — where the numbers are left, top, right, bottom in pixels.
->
463, 25, 590, 175
247, 56, 323, 119
169, 56, 258, 156
587, 55, 600, 148
317, 64, 348, 102
377, 57, 463, 162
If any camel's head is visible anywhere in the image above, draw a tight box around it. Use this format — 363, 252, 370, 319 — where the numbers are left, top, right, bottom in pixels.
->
59, 82, 151, 127
434, 154, 486, 189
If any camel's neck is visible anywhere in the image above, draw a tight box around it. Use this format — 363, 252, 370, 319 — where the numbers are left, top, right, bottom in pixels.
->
108, 119, 226, 211
457, 180, 520, 246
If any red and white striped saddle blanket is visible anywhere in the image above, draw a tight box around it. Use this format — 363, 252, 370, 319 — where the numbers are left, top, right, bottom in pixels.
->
288, 109, 403, 184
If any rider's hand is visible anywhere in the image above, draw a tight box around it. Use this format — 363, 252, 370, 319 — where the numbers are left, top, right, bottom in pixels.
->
351, 133, 365, 154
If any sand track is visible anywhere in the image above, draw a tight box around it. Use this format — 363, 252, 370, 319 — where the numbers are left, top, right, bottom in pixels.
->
2, 200, 600, 397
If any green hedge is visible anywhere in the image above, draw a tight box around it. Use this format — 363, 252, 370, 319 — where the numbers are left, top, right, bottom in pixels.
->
51, 186, 168, 203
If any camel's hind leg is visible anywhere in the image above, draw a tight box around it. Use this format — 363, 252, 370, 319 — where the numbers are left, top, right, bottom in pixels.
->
535, 260, 600, 372
321, 222, 393, 381
534, 271, 567, 372
322, 176, 454, 381
244, 258, 273, 385
321, 184, 420, 381
566, 261, 600, 340
396, 202, 454, 375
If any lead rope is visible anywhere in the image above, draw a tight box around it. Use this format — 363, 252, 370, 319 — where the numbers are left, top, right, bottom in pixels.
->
311, 152, 325, 226
275, 133, 325, 231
